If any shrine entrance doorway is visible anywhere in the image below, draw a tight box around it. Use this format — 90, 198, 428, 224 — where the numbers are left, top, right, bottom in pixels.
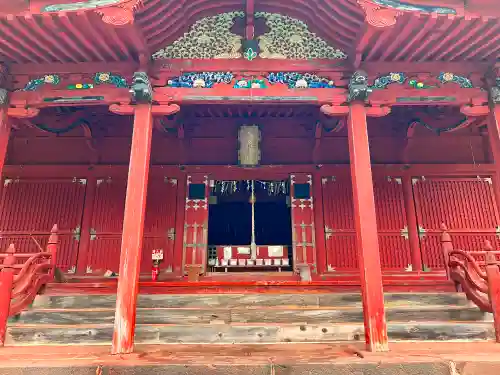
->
207, 180, 293, 272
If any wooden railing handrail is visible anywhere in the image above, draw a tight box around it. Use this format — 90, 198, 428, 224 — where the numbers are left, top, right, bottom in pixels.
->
0, 252, 52, 258
441, 224, 500, 343
0, 224, 59, 346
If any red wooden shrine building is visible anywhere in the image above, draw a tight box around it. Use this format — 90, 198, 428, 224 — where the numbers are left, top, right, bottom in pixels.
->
1, 0, 500, 356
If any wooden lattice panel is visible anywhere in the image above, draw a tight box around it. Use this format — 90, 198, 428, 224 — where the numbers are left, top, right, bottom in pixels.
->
0, 178, 86, 271
321, 173, 410, 271
85, 177, 178, 274
412, 177, 500, 270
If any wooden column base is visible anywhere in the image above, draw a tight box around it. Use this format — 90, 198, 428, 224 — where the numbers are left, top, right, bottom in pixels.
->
186, 265, 203, 282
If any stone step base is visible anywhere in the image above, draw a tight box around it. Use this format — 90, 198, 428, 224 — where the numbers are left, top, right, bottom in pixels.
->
32, 292, 472, 310
5, 321, 495, 346
11, 305, 490, 325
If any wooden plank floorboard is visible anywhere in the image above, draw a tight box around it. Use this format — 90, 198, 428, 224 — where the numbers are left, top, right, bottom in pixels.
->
5, 322, 495, 346
10, 305, 489, 326
32, 292, 471, 310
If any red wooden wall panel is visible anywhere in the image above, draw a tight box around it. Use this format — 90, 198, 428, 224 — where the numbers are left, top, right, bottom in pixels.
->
412, 177, 500, 270
85, 176, 178, 274
321, 174, 410, 271
142, 177, 178, 273
321, 175, 357, 271
0, 178, 86, 271
373, 176, 412, 270
85, 178, 125, 273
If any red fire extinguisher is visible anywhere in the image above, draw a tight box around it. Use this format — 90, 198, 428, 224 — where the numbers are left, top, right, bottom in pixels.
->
152, 259, 160, 281
151, 249, 163, 281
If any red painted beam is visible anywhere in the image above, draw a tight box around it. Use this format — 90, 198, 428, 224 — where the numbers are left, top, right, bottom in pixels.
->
347, 102, 388, 352
112, 104, 154, 355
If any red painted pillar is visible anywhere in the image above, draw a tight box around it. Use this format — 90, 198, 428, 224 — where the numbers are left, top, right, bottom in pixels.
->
0, 107, 10, 179
112, 104, 153, 355
347, 102, 388, 352
402, 176, 422, 271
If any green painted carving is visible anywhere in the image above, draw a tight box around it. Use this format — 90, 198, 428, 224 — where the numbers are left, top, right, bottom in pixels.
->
24, 74, 61, 91
42, 0, 123, 12
94, 72, 128, 88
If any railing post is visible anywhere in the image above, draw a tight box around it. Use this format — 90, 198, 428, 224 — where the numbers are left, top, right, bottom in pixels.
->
440, 223, 453, 279
0, 244, 16, 346
485, 240, 500, 343
47, 224, 59, 279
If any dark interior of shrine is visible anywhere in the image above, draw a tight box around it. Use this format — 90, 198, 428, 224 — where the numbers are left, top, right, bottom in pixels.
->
208, 180, 292, 246
207, 180, 293, 271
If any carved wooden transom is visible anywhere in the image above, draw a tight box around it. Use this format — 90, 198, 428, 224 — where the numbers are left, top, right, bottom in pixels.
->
255, 12, 347, 60
152, 12, 245, 59
152, 11, 347, 60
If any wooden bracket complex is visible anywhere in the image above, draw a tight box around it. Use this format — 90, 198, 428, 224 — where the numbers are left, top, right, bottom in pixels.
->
357, 0, 403, 28
94, 0, 142, 26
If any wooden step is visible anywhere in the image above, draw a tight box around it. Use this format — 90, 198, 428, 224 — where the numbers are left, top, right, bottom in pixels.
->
11, 305, 490, 325
32, 293, 472, 310
5, 321, 495, 346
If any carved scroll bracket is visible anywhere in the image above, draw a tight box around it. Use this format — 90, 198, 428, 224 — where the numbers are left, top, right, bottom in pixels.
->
109, 103, 180, 116
321, 104, 391, 117
94, 0, 142, 27
460, 104, 490, 117
7, 107, 40, 118
357, 0, 403, 28
321, 70, 390, 117
110, 71, 180, 115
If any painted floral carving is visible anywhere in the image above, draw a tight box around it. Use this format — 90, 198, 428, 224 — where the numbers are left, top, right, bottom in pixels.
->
372, 72, 407, 89
152, 12, 244, 60
167, 72, 234, 88
267, 72, 335, 89
438, 72, 473, 88
234, 79, 267, 89
93, 72, 128, 88
255, 13, 347, 60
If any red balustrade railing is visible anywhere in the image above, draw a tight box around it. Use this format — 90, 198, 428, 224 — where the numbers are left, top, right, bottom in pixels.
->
441, 224, 500, 342
0, 224, 58, 346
